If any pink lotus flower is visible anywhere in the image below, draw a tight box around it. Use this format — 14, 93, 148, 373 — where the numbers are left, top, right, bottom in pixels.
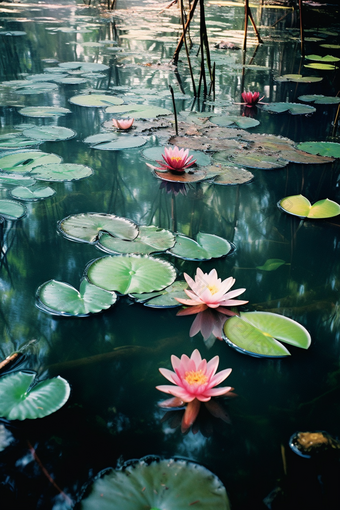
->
156, 349, 233, 432
112, 118, 134, 130
175, 268, 248, 315
241, 91, 265, 107
155, 146, 196, 174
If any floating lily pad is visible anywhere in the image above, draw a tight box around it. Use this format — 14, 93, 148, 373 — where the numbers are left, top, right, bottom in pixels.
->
223, 311, 311, 358
256, 259, 286, 271
69, 94, 124, 107
98, 225, 175, 255
0, 133, 40, 150
279, 149, 334, 164
305, 63, 338, 70
18, 106, 71, 117
58, 213, 138, 244
0, 173, 36, 187
90, 136, 147, 151
0, 150, 62, 174
83, 133, 117, 145
36, 279, 117, 316
56, 77, 87, 85
80, 457, 230, 510
30, 163, 93, 182
296, 141, 340, 158
209, 115, 260, 129
142, 147, 211, 167
106, 103, 172, 119
229, 152, 288, 170
298, 94, 340, 105
0, 371, 70, 420
279, 195, 340, 219
154, 168, 207, 183
261, 102, 316, 115
22, 126, 76, 142
320, 44, 340, 49
205, 164, 254, 185
59, 62, 109, 73
10, 184, 55, 201
275, 74, 323, 83
86, 254, 177, 294
15, 82, 58, 95
130, 281, 189, 308
0, 199, 26, 220
168, 232, 233, 261
305, 54, 340, 62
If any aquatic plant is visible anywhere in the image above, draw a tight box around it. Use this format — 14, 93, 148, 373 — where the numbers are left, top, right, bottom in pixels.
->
241, 91, 265, 107
156, 349, 232, 431
155, 146, 196, 173
112, 118, 134, 130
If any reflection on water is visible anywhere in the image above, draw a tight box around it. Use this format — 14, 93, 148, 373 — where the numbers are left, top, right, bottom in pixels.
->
0, 0, 340, 508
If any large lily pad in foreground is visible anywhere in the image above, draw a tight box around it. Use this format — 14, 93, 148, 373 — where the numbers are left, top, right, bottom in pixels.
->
130, 281, 188, 308
58, 213, 138, 244
36, 279, 117, 316
98, 225, 175, 255
168, 232, 233, 261
0, 150, 62, 174
86, 254, 176, 294
80, 457, 230, 510
223, 311, 311, 357
279, 195, 340, 219
0, 371, 70, 420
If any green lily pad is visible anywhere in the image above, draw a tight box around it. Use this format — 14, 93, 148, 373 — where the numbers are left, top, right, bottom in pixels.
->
36, 279, 117, 316
69, 94, 124, 107
304, 63, 338, 70
29, 163, 93, 182
56, 77, 87, 85
275, 74, 323, 83
0, 133, 40, 150
130, 281, 188, 308
86, 254, 177, 294
223, 311, 311, 358
0, 371, 70, 420
59, 62, 109, 73
18, 106, 71, 117
305, 54, 340, 62
168, 232, 233, 261
256, 259, 286, 271
0, 199, 26, 220
15, 82, 58, 94
261, 102, 316, 115
229, 152, 288, 170
98, 225, 175, 255
296, 141, 340, 158
298, 95, 340, 105
9, 184, 55, 201
90, 136, 147, 151
209, 115, 260, 129
278, 149, 334, 164
205, 164, 254, 185
0, 173, 36, 187
142, 147, 211, 167
105, 103, 172, 119
320, 44, 340, 50
83, 133, 117, 145
0, 150, 62, 174
279, 195, 340, 219
58, 213, 138, 244
22, 126, 76, 142
80, 457, 230, 510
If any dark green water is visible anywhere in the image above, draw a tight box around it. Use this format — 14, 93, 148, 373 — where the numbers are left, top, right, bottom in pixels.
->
0, 1, 340, 508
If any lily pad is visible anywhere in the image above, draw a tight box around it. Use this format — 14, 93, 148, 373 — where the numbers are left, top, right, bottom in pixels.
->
305, 54, 340, 62
0, 133, 40, 150
296, 141, 340, 158
59, 62, 109, 73
261, 103, 316, 115
36, 279, 117, 316
130, 281, 188, 308
275, 74, 323, 83
298, 95, 340, 105
105, 103, 172, 119
0, 199, 26, 220
18, 106, 71, 117
154, 168, 207, 183
0, 150, 62, 174
69, 94, 124, 107
223, 311, 311, 358
0, 371, 70, 420
30, 163, 93, 182
22, 126, 76, 142
98, 225, 175, 255
90, 136, 147, 151
209, 115, 260, 129
304, 63, 338, 70
256, 259, 286, 271
168, 232, 233, 261
9, 184, 56, 201
83, 133, 117, 145
58, 213, 138, 244
15, 82, 58, 95
0, 173, 36, 187
229, 152, 288, 170
80, 457, 230, 510
279, 195, 340, 219
205, 164, 254, 185
86, 254, 177, 294
278, 149, 334, 164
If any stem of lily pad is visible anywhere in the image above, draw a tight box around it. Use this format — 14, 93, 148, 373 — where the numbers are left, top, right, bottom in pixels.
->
169, 85, 178, 136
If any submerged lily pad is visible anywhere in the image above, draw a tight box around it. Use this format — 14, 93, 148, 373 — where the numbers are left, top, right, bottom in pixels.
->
130, 281, 188, 308
106, 103, 172, 119
69, 94, 124, 107
98, 225, 175, 255
168, 232, 233, 261
0, 199, 26, 220
18, 106, 71, 117
0, 150, 62, 174
22, 126, 76, 142
36, 279, 117, 316
256, 259, 286, 271
80, 457, 230, 510
58, 213, 138, 244
30, 163, 93, 182
298, 95, 340, 105
209, 115, 260, 129
86, 255, 176, 294
10, 184, 56, 201
279, 195, 340, 219
223, 311, 311, 358
261, 103, 316, 115
0, 371, 70, 420
296, 141, 340, 158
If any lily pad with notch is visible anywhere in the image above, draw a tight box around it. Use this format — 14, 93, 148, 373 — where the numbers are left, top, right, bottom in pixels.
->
18, 106, 71, 117
228, 152, 288, 170
10, 184, 56, 201
0, 150, 62, 174
298, 95, 340, 105
168, 232, 233, 261
58, 213, 139, 244
296, 141, 340, 159
98, 225, 175, 255
278, 195, 340, 219
86, 254, 177, 294
275, 74, 323, 83
29, 163, 93, 182
205, 163, 254, 185
261, 103, 316, 115
0, 371, 70, 420
0, 132, 41, 150
36, 279, 117, 316
89, 136, 147, 151
209, 115, 260, 129
305, 54, 340, 63
0, 199, 26, 220
130, 281, 188, 308
223, 311, 311, 358
69, 94, 124, 107
22, 126, 76, 142
105, 103, 172, 119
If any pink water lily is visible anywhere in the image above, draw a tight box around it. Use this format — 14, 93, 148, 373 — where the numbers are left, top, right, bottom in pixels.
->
241, 91, 265, 107
112, 118, 134, 130
156, 349, 232, 432
155, 146, 196, 174
175, 268, 248, 315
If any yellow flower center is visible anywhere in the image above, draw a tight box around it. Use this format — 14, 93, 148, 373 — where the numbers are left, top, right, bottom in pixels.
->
207, 284, 219, 295
184, 370, 208, 386
170, 156, 182, 163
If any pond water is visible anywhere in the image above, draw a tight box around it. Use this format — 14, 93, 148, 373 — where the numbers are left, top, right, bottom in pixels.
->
0, 0, 340, 508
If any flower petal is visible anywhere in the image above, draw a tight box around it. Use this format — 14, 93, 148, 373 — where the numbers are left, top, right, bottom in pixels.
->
201, 386, 232, 397
156, 384, 195, 401
159, 368, 181, 385
209, 368, 232, 387
181, 399, 201, 432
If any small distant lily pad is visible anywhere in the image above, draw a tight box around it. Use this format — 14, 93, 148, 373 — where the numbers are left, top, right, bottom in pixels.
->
256, 259, 286, 271
10, 184, 56, 201
261, 103, 316, 115
15, 82, 58, 95
223, 311, 311, 358
275, 74, 323, 83
83, 133, 118, 145
296, 141, 340, 158
30, 163, 93, 182
69, 94, 124, 107
305, 54, 340, 63
90, 136, 147, 151
58, 213, 138, 244
298, 95, 340, 105
105, 103, 172, 119
98, 225, 175, 255
209, 115, 260, 129
36, 279, 117, 316
168, 232, 233, 261
86, 254, 177, 294
130, 281, 188, 308
279, 195, 340, 219
0, 199, 26, 220
22, 126, 76, 142
304, 63, 338, 70
18, 106, 71, 117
